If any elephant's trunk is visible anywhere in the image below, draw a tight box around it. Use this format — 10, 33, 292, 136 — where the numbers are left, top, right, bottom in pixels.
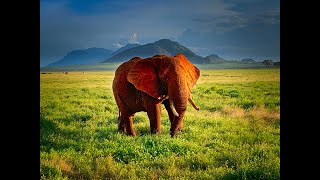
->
166, 72, 190, 137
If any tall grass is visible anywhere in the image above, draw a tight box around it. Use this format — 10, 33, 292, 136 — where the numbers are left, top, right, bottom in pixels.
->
40, 69, 280, 179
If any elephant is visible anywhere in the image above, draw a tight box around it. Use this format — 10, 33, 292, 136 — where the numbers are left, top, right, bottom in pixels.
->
112, 54, 200, 137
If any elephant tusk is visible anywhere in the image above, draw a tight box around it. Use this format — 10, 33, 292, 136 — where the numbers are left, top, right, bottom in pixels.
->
159, 95, 169, 103
169, 99, 179, 117
188, 97, 200, 110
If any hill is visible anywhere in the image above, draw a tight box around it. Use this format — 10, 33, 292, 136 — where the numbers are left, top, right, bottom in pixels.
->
111, 43, 141, 56
203, 54, 226, 64
46, 48, 113, 66
101, 39, 204, 64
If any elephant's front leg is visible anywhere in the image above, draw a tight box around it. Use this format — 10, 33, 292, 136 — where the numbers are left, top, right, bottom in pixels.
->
146, 103, 162, 134
143, 94, 162, 134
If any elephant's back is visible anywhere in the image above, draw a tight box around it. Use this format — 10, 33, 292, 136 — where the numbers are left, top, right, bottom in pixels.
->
114, 57, 142, 76
113, 57, 142, 92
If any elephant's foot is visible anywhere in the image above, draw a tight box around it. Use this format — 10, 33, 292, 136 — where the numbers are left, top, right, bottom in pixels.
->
170, 129, 182, 137
118, 128, 136, 137
118, 127, 126, 133
150, 128, 161, 135
127, 130, 136, 138
118, 119, 127, 133
127, 117, 136, 137
170, 125, 183, 137
117, 115, 136, 137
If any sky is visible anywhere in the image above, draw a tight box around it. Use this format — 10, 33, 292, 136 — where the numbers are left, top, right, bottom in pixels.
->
40, 0, 280, 67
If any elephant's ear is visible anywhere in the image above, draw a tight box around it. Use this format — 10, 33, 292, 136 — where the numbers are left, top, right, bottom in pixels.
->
127, 61, 161, 99
186, 65, 200, 90
174, 54, 200, 90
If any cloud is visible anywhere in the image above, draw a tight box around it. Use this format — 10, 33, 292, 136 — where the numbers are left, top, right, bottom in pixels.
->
129, 32, 138, 44
254, 11, 280, 24
226, 0, 280, 25
40, 0, 280, 66
112, 33, 139, 49
112, 42, 124, 48
177, 24, 279, 60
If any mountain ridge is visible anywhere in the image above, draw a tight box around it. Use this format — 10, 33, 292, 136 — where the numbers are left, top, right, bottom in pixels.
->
203, 54, 226, 63
101, 39, 204, 64
111, 43, 141, 56
46, 47, 113, 67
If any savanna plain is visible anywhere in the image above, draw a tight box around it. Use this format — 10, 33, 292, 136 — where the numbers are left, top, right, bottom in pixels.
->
40, 68, 280, 179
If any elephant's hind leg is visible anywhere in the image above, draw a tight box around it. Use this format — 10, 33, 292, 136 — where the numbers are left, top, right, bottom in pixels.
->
118, 111, 126, 133
122, 115, 136, 137
118, 113, 136, 137
114, 94, 136, 137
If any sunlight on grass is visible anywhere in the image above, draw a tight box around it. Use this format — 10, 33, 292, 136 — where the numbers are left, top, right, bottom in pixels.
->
40, 68, 280, 179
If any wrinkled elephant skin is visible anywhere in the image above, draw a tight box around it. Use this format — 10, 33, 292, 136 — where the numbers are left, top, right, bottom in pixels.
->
112, 54, 200, 137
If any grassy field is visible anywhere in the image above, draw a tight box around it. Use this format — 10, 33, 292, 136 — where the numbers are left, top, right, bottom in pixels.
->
40, 68, 280, 179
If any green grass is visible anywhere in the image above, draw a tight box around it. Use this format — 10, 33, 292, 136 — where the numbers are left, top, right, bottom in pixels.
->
40, 68, 280, 179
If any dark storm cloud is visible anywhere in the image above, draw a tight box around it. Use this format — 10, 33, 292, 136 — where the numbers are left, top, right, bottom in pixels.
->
255, 12, 280, 24
177, 22, 279, 61
176, 0, 279, 60
40, 0, 280, 66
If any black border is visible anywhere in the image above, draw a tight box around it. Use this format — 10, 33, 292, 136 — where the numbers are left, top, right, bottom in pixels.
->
2, 1, 39, 179
280, 0, 317, 179
3, 0, 304, 179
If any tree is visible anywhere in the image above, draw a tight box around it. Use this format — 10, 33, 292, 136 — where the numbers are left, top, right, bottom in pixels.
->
262, 60, 273, 67
273, 62, 280, 66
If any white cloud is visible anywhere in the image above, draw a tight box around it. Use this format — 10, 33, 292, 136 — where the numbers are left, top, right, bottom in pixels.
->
129, 32, 138, 44
112, 42, 124, 48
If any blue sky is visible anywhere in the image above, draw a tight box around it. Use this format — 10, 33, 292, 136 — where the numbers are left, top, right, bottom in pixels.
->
40, 0, 280, 66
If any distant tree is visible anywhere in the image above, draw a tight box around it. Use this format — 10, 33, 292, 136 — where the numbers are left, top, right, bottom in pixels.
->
241, 58, 255, 63
262, 60, 273, 67
273, 62, 280, 66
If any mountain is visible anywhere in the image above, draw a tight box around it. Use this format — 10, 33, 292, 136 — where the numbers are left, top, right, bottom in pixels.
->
46, 48, 113, 66
203, 54, 226, 64
101, 39, 204, 64
111, 43, 141, 56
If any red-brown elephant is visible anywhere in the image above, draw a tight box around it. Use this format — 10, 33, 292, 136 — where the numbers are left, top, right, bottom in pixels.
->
112, 54, 200, 137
